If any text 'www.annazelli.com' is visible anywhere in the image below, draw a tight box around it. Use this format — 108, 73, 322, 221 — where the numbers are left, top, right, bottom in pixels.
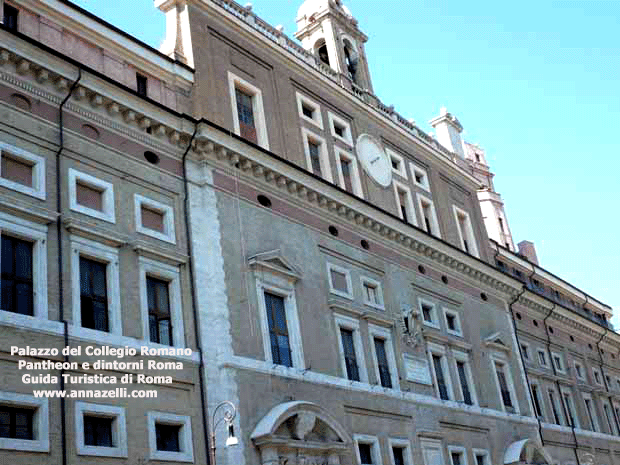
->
32, 389, 157, 398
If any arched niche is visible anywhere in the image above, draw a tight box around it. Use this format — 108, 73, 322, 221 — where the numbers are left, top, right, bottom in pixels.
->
251, 401, 351, 465
504, 438, 553, 465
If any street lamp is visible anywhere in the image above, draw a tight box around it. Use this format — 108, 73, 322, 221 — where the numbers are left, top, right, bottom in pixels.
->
210, 401, 238, 465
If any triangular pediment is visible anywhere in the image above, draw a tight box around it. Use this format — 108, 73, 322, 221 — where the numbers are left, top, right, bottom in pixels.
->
248, 249, 302, 282
484, 332, 511, 353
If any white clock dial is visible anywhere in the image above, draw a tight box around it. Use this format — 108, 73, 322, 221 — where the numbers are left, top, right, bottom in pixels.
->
356, 134, 392, 188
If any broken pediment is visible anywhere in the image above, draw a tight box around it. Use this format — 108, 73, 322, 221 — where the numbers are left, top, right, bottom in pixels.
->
248, 249, 302, 282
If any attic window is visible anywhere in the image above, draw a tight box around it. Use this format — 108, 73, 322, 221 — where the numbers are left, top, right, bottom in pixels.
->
4, 4, 18, 31
136, 74, 148, 97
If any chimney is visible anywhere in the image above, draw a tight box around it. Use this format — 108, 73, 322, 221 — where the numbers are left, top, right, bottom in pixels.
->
517, 240, 539, 265
429, 107, 465, 158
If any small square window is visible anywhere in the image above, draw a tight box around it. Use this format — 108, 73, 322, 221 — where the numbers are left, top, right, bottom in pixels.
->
135, 194, 176, 243
84, 415, 114, 447
76, 402, 127, 457
361, 277, 384, 310
449, 448, 467, 465
354, 435, 380, 465
69, 169, 115, 223
389, 439, 413, 465
420, 299, 439, 328
3, 4, 18, 31
327, 263, 352, 299
410, 161, 430, 191
386, 148, 407, 178
443, 309, 462, 336
328, 112, 353, 146
155, 423, 181, 452
0, 143, 46, 199
147, 412, 193, 462
296, 92, 323, 129
136, 73, 148, 97
473, 450, 490, 465
537, 349, 548, 367
0, 391, 49, 452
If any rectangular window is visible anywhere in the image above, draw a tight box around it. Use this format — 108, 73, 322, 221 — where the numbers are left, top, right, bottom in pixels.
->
495, 362, 515, 413
340, 156, 353, 192
80, 257, 109, 332
296, 92, 323, 129
456, 360, 473, 405
147, 412, 193, 462
141, 205, 165, 233
134, 195, 176, 243
552, 353, 564, 373
3, 4, 18, 31
474, 451, 490, 465
136, 73, 148, 97
84, 416, 114, 447
443, 309, 462, 336
453, 206, 479, 257
1, 235, 33, 316
562, 391, 578, 428
1, 153, 33, 187
328, 112, 353, 146
361, 277, 384, 309
156, 423, 181, 452
308, 141, 322, 176
548, 389, 563, 425
0, 406, 33, 439
410, 161, 430, 191
574, 361, 584, 380
76, 181, 104, 212
450, 450, 465, 465
302, 104, 314, 119
537, 349, 548, 367
521, 344, 530, 360
603, 402, 616, 435
340, 328, 360, 381
264, 292, 292, 367
0, 143, 45, 199
432, 354, 450, 400
394, 182, 416, 226
417, 194, 441, 237
235, 88, 257, 143
327, 263, 352, 299
531, 384, 544, 419
593, 368, 602, 385
374, 337, 392, 388
229, 72, 269, 149
584, 397, 598, 432
393, 446, 405, 465
335, 149, 363, 197
420, 299, 438, 328
147, 277, 172, 346
358, 443, 373, 465
69, 169, 115, 223
302, 129, 332, 182
76, 402, 127, 458
386, 148, 407, 178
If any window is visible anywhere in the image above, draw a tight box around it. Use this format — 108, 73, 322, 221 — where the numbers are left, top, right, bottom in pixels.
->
335, 148, 363, 197
493, 359, 517, 413
603, 401, 617, 435
335, 314, 367, 383
302, 128, 332, 182
69, 169, 115, 223
574, 361, 584, 380
561, 389, 579, 428
134, 194, 176, 243
420, 298, 439, 328
369, 324, 399, 390
296, 92, 323, 129
410, 161, 430, 191
1, 235, 33, 316
3, 4, 18, 31
530, 384, 545, 419
0, 142, 45, 199
428, 344, 452, 401
443, 308, 462, 336
147, 277, 172, 345
354, 435, 381, 465
453, 351, 476, 405
548, 389, 563, 425
0, 391, 48, 452
453, 206, 479, 257
315, 40, 330, 66
389, 439, 413, 465
448, 447, 467, 465
537, 349, 548, 367
394, 181, 417, 226
386, 148, 407, 178
520, 343, 530, 361
136, 73, 148, 97
583, 395, 599, 432
264, 292, 292, 367
147, 412, 193, 462
592, 368, 602, 385
327, 111, 353, 146
327, 263, 353, 299
417, 194, 441, 237
71, 237, 121, 337
228, 72, 269, 149
551, 352, 565, 373
361, 276, 384, 310
75, 402, 127, 457
473, 450, 490, 465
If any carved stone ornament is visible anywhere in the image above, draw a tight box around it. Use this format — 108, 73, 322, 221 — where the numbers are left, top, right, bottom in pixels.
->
294, 413, 316, 440
401, 308, 423, 348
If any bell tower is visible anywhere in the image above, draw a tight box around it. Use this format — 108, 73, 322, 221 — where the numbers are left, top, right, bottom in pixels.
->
295, 0, 373, 92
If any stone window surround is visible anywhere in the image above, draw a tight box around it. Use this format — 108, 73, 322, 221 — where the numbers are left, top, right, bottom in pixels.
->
520, 341, 531, 361
592, 367, 603, 386
295, 91, 324, 130
551, 351, 565, 374
490, 353, 520, 414
472, 449, 491, 465
368, 323, 400, 390
386, 147, 407, 179
75, 401, 127, 458
419, 297, 440, 329
0, 391, 49, 452
70, 235, 122, 338
334, 313, 368, 383
447, 445, 469, 465
560, 386, 580, 429
452, 349, 478, 406
547, 386, 565, 425
388, 437, 414, 465
353, 434, 381, 465
416, 193, 441, 238
228, 71, 270, 150
134, 193, 176, 244
68, 168, 116, 223
301, 127, 333, 183
0, 140, 46, 199
326, 262, 353, 300
452, 205, 479, 258
138, 256, 185, 348
410, 161, 431, 192
334, 146, 364, 198
360, 275, 385, 311
147, 411, 194, 463
582, 392, 600, 432
442, 307, 463, 337
0, 212, 48, 320
529, 380, 547, 421
327, 111, 353, 147
537, 348, 549, 368
393, 179, 418, 227
427, 342, 454, 401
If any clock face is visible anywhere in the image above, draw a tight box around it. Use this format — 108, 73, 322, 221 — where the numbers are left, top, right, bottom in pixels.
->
356, 134, 392, 188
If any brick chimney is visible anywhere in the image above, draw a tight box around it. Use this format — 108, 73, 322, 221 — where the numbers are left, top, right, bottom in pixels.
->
518, 240, 539, 265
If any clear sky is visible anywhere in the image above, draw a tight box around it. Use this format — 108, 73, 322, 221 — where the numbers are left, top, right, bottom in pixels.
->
73, 0, 620, 326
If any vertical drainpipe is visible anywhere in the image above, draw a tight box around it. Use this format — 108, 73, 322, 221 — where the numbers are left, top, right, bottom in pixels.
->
56, 68, 82, 465
181, 121, 213, 465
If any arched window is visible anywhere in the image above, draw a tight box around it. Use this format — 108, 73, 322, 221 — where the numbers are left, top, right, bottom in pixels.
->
343, 40, 359, 84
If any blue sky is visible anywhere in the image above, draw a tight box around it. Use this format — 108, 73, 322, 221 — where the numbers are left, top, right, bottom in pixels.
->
73, 0, 620, 326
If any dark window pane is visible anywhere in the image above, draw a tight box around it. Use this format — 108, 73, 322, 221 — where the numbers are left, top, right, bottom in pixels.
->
496, 365, 513, 409
451, 452, 462, 465
374, 338, 392, 388
457, 361, 472, 405
264, 292, 292, 367
340, 328, 359, 381
84, 416, 113, 447
308, 141, 322, 176
79, 257, 109, 332
235, 88, 257, 143
147, 277, 172, 345
0, 407, 33, 440
156, 424, 181, 452
1, 235, 34, 315
4, 4, 18, 31
433, 354, 449, 400
358, 443, 372, 464
393, 447, 405, 465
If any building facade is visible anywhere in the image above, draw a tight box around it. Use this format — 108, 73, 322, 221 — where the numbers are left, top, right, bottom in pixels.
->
0, 1, 617, 465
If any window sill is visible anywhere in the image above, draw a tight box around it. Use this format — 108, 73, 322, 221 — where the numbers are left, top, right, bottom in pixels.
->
0, 437, 49, 453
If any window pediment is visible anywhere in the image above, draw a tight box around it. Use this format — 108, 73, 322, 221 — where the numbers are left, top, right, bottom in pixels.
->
484, 332, 511, 353
248, 249, 302, 282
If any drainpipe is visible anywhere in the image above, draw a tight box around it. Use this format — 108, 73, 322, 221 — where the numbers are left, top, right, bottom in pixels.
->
181, 121, 213, 465
56, 68, 81, 465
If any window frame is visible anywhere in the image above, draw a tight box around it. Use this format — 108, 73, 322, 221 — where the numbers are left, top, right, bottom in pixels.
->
334, 313, 368, 383
582, 393, 599, 432
602, 399, 617, 435
574, 360, 585, 381
228, 71, 269, 149
530, 381, 546, 421
360, 276, 385, 310
70, 236, 121, 337
520, 342, 530, 361
452, 350, 478, 406
551, 352, 565, 374
134, 194, 176, 244
537, 349, 549, 368
327, 111, 353, 146
592, 367, 603, 386
394, 180, 418, 226
0, 391, 48, 452
410, 161, 430, 192
295, 92, 323, 129
68, 168, 115, 223
386, 148, 407, 179
388, 438, 413, 465
0, 141, 45, 199
301, 127, 333, 182
427, 342, 454, 401
75, 401, 127, 458
353, 434, 381, 465
442, 308, 463, 337
560, 387, 579, 428
0, 213, 48, 319
472, 449, 491, 465
139, 257, 184, 348
334, 147, 363, 197
147, 411, 194, 463
491, 355, 520, 414
452, 205, 479, 257
368, 323, 399, 390
419, 298, 439, 329
448, 445, 468, 465
255, 278, 304, 369
416, 193, 441, 238
326, 262, 353, 300
547, 387, 565, 426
